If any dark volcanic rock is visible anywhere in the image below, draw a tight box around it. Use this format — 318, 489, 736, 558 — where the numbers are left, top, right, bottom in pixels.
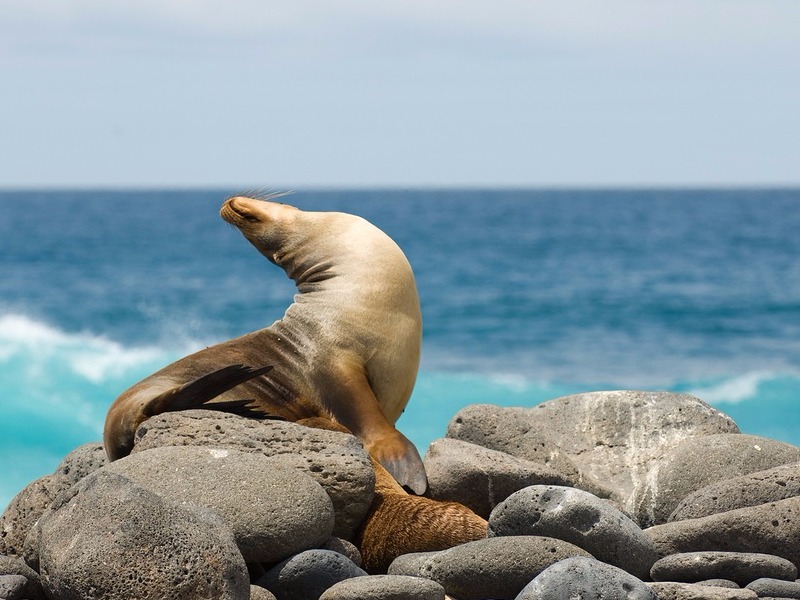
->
423, 438, 583, 518
256, 549, 367, 600
645, 496, 800, 571
133, 410, 374, 539
517, 556, 657, 600
634, 434, 800, 526
36, 470, 249, 600
489, 485, 659, 580
319, 574, 446, 600
418, 535, 591, 600
0, 574, 28, 600
447, 391, 738, 521
0, 554, 44, 600
670, 462, 800, 522
650, 551, 797, 586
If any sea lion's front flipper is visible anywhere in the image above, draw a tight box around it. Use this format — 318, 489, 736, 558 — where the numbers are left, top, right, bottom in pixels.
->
144, 364, 273, 416
327, 364, 428, 495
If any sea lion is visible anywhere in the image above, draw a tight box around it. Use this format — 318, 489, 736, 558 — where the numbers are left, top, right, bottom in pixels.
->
103, 194, 427, 494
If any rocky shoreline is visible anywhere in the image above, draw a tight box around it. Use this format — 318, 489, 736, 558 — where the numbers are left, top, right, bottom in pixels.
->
4, 390, 800, 599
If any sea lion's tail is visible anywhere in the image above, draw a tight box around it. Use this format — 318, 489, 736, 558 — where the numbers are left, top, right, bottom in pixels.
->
104, 364, 272, 461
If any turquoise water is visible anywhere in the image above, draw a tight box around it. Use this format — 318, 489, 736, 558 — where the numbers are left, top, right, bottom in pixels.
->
2, 188, 800, 510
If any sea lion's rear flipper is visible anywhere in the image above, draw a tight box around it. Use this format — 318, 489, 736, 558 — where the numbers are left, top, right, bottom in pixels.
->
144, 364, 273, 417
327, 363, 429, 495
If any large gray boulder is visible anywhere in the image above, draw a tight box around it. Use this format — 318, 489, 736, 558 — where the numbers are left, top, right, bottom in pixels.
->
418, 536, 591, 600
648, 582, 758, 599
447, 392, 739, 521
105, 445, 335, 563
489, 485, 659, 580
516, 556, 657, 600
36, 470, 249, 600
0, 554, 44, 600
670, 461, 800, 522
256, 549, 367, 600
634, 434, 800, 526
423, 438, 584, 518
133, 410, 374, 539
645, 496, 800, 571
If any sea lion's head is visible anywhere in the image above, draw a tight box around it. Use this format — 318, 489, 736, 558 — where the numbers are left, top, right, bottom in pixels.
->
220, 195, 303, 266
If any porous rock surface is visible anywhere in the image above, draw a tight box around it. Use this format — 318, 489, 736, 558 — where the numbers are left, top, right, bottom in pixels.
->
650, 551, 798, 586
318, 574, 446, 600
417, 536, 591, 600
0, 474, 71, 557
488, 484, 659, 579
35, 470, 249, 600
670, 461, 800, 521
645, 496, 800, 570
423, 438, 582, 518
256, 549, 367, 600
132, 409, 374, 539
447, 391, 739, 520
746, 577, 800, 598
648, 581, 758, 599
104, 445, 335, 563
52, 442, 108, 485
634, 433, 800, 526
516, 556, 657, 600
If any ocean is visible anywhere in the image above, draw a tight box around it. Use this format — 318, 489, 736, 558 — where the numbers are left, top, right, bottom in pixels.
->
2, 188, 799, 511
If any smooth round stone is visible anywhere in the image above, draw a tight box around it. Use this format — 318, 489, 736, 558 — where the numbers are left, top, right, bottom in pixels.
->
746, 577, 800, 598
651, 551, 797, 586
105, 445, 334, 563
249, 585, 278, 600
319, 574, 445, 600
387, 552, 442, 576
649, 582, 758, 599
517, 556, 657, 600
133, 410, 375, 539
257, 550, 367, 600
0, 554, 44, 600
489, 485, 659, 579
0, 574, 28, 600
418, 536, 590, 600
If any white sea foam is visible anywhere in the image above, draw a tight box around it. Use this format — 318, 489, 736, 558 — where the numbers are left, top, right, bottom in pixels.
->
687, 371, 773, 405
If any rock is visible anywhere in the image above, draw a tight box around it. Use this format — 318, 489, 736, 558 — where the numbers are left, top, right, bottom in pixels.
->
319, 574, 446, 600
36, 470, 249, 600
133, 410, 375, 539
670, 462, 800, 522
648, 582, 758, 599
634, 434, 800, 526
0, 474, 71, 556
447, 392, 738, 522
645, 496, 800, 571
418, 536, 591, 600
746, 577, 800, 598
697, 579, 740, 588
105, 445, 334, 563
256, 549, 367, 600
387, 552, 442, 576
250, 585, 279, 600
53, 442, 107, 484
488, 485, 659, 580
423, 438, 587, 518
516, 556, 657, 600
321, 537, 362, 567
0, 554, 43, 600
650, 551, 797, 586
0, 574, 27, 600
445, 404, 602, 491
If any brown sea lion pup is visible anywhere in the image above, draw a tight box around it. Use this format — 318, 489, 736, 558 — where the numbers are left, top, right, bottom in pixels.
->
103, 194, 427, 494
299, 417, 488, 573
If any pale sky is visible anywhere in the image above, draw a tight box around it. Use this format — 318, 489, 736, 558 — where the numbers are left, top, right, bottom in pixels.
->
2, 1, 799, 188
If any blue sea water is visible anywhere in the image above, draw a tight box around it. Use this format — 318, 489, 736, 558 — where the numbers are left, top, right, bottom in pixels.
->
2, 188, 800, 510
